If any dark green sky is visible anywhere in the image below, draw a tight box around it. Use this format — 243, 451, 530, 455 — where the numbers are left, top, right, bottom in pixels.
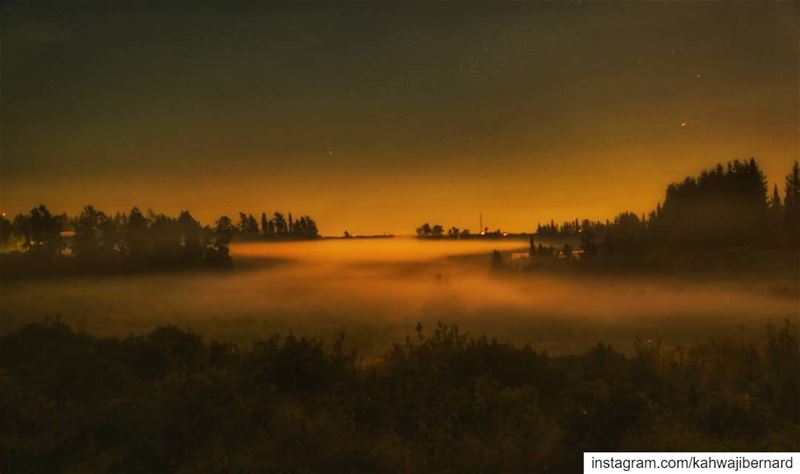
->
2, 1, 797, 234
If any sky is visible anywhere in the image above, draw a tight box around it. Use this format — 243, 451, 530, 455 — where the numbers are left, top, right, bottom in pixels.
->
1, 1, 798, 235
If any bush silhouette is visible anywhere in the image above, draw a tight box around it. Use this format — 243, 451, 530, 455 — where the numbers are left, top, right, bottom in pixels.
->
1, 319, 797, 472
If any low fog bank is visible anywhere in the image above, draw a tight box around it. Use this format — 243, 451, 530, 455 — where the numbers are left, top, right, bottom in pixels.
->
1, 239, 796, 356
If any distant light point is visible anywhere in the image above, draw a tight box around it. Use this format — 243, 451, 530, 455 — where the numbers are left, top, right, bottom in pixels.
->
680, 122, 688, 128
696, 73, 702, 78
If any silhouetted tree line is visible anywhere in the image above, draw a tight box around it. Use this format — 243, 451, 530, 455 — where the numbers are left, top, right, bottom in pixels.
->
0, 205, 235, 273
1, 318, 797, 472
0, 205, 67, 255
533, 160, 800, 265
237, 210, 319, 240
416, 222, 445, 237
536, 219, 582, 236
416, 222, 509, 239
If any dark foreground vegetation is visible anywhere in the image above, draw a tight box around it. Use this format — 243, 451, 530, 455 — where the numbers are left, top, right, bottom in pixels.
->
0, 206, 319, 279
1, 319, 798, 473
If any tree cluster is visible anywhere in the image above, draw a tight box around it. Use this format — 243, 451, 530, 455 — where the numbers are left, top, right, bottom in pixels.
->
237, 211, 319, 240
534, 160, 800, 263
0, 205, 234, 270
416, 223, 503, 239
536, 219, 582, 236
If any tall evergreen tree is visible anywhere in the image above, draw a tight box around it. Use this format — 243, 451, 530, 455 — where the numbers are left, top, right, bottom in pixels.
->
178, 210, 203, 261
767, 184, 784, 244
72, 205, 107, 262
273, 212, 287, 235
580, 219, 598, 258
261, 212, 269, 236
125, 207, 150, 258
784, 161, 800, 246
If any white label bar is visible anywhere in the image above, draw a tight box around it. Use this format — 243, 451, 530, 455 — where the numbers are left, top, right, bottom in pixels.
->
584, 452, 798, 473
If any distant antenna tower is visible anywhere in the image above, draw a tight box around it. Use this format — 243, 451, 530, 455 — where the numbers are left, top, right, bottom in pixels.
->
479, 212, 482, 233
